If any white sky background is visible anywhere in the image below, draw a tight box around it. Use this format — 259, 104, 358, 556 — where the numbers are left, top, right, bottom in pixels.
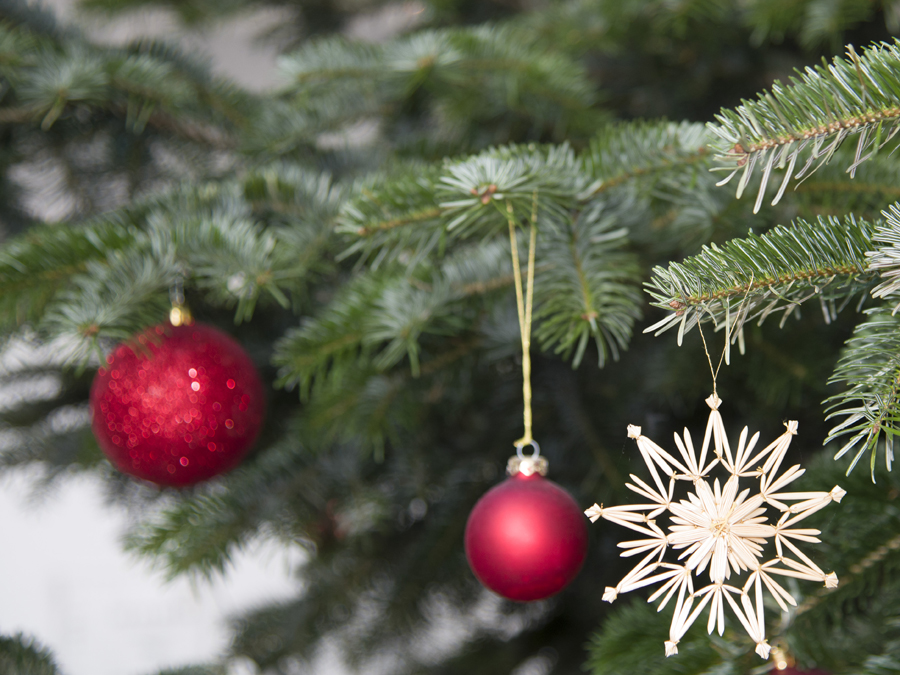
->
0, 470, 303, 675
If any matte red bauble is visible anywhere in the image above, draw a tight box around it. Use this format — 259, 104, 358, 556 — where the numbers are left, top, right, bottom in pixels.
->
464, 462, 588, 601
90, 323, 265, 487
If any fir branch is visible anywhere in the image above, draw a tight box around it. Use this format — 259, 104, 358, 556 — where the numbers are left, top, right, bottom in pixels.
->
532, 204, 641, 367
856, 640, 900, 675
273, 243, 504, 398
15, 47, 109, 129
799, 0, 879, 48
364, 279, 467, 377
241, 164, 349, 221
299, 368, 429, 460
273, 276, 383, 399
126, 490, 258, 579
782, 456, 900, 668
0, 633, 61, 675
437, 237, 511, 295
254, 22, 604, 157
791, 151, 900, 218
40, 251, 176, 364
124, 435, 320, 579
152, 667, 226, 675
338, 144, 584, 269
277, 229, 639, 403
743, 0, 882, 48
279, 37, 380, 88
0, 20, 253, 146
0, 407, 102, 482
583, 121, 712, 197
586, 601, 731, 675
341, 122, 743, 270
644, 214, 878, 351
710, 39, 900, 213
867, 202, 900, 303
336, 163, 447, 269
0, 166, 339, 342
148, 211, 320, 323
825, 307, 900, 476
581, 121, 732, 251
0, 219, 139, 330
278, 25, 598, 130
437, 143, 583, 237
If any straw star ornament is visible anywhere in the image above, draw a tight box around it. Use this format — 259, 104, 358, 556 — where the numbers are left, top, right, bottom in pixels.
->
585, 394, 845, 659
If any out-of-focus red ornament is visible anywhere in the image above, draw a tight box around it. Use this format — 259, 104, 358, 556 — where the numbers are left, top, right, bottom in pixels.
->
464, 450, 588, 601
90, 322, 265, 487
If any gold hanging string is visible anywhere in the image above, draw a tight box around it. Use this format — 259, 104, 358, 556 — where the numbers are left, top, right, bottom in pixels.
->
696, 272, 755, 397
507, 196, 538, 448
696, 321, 725, 399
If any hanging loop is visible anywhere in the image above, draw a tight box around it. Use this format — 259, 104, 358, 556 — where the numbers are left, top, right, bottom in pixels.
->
507, 193, 538, 448
516, 439, 541, 459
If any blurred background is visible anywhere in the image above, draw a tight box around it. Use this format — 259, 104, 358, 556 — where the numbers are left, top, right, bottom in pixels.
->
0, 0, 899, 674
0, 5, 287, 674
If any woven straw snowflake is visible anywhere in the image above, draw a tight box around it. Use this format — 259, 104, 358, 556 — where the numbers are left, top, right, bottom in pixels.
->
585, 394, 845, 659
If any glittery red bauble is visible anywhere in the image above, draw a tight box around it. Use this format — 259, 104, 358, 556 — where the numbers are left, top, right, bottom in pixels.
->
90, 323, 265, 487
464, 472, 588, 601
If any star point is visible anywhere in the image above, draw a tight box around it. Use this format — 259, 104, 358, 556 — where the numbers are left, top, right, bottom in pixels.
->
584, 503, 603, 522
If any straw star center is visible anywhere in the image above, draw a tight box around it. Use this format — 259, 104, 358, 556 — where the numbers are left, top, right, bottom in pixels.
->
710, 516, 730, 537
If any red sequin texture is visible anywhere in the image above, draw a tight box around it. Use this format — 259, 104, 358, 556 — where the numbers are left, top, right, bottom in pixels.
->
90, 323, 265, 487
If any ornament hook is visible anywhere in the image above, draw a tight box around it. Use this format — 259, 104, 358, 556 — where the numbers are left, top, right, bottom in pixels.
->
515, 439, 541, 459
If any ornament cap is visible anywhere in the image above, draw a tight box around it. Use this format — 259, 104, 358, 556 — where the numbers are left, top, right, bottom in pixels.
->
507, 454, 548, 477
169, 304, 193, 326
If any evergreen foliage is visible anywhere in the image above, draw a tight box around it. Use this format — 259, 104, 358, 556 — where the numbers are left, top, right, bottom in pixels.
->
710, 39, 900, 213
273, 26, 603, 155
0, 633, 61, 675
153, 667, 226, 675
645, 213, 878, 344
3, 1, 900, 674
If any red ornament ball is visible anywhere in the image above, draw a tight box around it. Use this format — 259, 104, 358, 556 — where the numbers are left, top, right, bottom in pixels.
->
90, 323, 265, 487
464, 470, 588, 601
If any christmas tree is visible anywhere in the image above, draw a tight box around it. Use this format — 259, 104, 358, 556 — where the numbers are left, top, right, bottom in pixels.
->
3, 0, 900, 672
